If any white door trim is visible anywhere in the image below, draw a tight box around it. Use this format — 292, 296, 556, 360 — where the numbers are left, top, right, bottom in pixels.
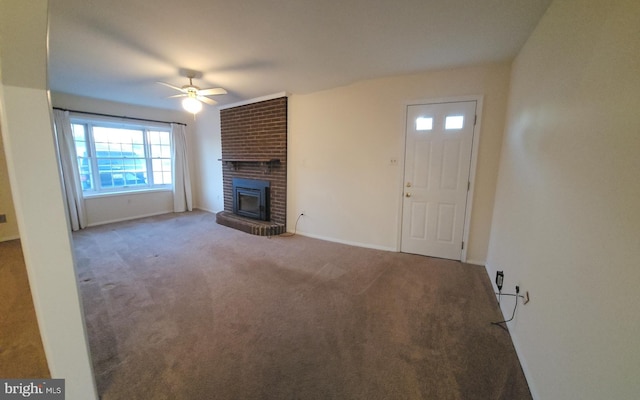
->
395, 95, 484, 263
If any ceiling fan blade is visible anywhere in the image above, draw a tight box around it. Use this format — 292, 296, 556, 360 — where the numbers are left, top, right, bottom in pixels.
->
168, 93, 187, 98
197, 96, 217, 105
157, 81, 186, 93
198, 87, 227, 96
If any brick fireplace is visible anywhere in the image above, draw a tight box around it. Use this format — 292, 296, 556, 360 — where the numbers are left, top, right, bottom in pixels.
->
215, 96, 287, 236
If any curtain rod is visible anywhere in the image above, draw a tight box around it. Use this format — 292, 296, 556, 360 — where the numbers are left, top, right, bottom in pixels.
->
52, 107, 187, 127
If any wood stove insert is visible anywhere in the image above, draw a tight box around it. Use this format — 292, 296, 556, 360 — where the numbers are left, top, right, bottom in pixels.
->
232, 178, 270, 221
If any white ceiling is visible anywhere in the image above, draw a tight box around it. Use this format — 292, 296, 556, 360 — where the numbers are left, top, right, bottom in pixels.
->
48, 0, 552, 111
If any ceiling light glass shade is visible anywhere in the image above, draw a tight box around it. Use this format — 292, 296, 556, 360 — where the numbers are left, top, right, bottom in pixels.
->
182, 97, 202, 114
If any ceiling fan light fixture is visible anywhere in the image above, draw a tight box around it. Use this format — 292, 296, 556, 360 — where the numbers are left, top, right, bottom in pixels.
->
182, 96, 202, 114
158, 71, 225, 112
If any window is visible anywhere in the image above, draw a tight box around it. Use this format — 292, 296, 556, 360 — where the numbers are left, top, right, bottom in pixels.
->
416, 116, 433, 131
71, 118, 172, 194
445, 115, 464, 130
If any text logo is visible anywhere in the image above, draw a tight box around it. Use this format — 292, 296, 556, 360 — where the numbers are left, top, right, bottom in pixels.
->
0, 380, 64, 399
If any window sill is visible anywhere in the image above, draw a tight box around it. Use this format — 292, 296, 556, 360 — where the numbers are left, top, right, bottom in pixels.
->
83, 187, 172, 199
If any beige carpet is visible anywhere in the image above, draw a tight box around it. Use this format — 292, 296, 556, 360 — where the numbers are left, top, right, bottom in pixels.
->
73, 210, 531, 399
0, 240, 50, 378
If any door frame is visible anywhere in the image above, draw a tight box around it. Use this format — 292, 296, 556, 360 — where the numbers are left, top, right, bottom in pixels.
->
396, 95, 484, 262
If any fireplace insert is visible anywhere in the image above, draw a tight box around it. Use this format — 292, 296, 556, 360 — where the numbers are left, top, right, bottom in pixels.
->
232, 178, 270, 221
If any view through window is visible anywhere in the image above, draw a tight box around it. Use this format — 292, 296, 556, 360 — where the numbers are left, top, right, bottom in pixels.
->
71, 118, 172, 194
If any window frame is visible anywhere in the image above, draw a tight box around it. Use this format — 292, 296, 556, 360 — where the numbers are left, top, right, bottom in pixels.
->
70, 115, 173, 196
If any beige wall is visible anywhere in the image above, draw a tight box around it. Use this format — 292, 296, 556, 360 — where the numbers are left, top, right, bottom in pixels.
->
191, 106, 224, 213
487, 0, 640, 398
83, 190, 174, 226
0, 131, 19, 240
289, 62, 511, 262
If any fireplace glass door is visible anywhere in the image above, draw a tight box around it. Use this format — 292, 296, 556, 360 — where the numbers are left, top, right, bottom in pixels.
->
232, 178, 270, 221
238, 190, 261, 217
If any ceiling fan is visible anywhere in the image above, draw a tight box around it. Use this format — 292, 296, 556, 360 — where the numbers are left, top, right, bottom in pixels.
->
158, 70, 227, 114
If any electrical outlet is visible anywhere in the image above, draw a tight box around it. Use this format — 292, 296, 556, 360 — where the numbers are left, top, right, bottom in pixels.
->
0, 214, 6, 223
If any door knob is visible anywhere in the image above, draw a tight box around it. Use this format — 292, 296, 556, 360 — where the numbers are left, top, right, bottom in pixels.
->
405, 192, 411, 197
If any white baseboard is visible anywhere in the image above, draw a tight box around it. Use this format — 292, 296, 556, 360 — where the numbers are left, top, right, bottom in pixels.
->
86, 211, 173, 227
0, 234, 20, 242
465, 258, 486, 266
193, 206, 220, 214
295, 231, 397, 252
508, 327, 539, 400
484, 262, 539, 400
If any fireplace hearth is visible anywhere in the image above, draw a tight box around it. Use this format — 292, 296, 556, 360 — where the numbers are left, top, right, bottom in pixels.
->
217, 175, 285, 236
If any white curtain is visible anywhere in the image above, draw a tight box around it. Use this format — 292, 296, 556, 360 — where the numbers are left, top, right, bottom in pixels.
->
171, 123, 193, 212
53, 109, 87, 231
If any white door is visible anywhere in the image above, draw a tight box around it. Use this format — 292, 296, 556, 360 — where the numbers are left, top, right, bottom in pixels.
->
401, 101, 476, 260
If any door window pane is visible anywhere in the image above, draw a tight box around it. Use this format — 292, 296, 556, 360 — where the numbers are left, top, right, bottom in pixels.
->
416, 117, 433, 131
445, 115, 464, 130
